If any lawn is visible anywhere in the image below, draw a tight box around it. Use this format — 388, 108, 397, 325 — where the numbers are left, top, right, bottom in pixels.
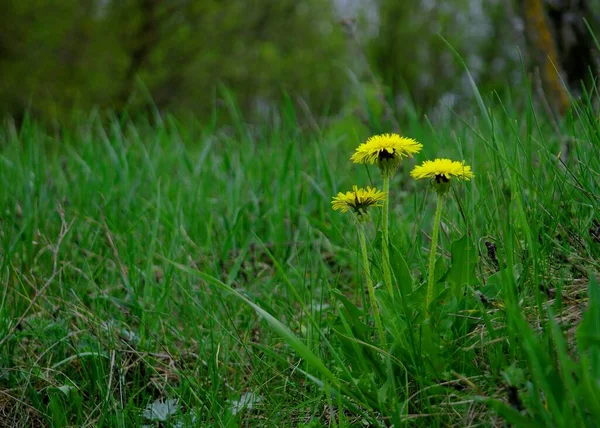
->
0, 94, 599, 427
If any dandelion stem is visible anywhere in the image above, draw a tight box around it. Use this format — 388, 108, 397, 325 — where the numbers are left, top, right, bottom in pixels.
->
357, 222, 387, 347
381, 175, 394, 294
425, 193, 444, 318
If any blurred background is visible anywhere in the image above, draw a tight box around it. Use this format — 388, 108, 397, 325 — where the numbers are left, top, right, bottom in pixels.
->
0, 0, 598, 125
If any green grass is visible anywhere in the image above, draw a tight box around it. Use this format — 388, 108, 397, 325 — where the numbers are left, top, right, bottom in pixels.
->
0, 93, 599, 427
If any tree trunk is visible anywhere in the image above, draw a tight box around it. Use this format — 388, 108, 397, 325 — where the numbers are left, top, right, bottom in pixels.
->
546, 0, 599, 94
521, 0, 571, 116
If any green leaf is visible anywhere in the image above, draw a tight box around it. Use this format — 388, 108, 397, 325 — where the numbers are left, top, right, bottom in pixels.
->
389, 243, 413, 297
576, 275, 600, 421
141, 398, 179, 422
577, 275, 600, 352
418, 320, 447, 373
441, 235, 478, 299
480, 263, 522, 301
579, 354, 600, 421
434, 254, 447, 284
429, 287, 457, 334
377, 377, 392, 405
407, 282, 426, 312
51, 385, 76, 397
332, 289, 366, 322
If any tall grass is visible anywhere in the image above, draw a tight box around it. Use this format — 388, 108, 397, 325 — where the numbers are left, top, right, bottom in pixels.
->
0, 90, 598, 427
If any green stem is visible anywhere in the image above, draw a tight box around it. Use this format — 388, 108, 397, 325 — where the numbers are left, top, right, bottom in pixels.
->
425, 193, 444, 318
381, 175, 393, 294
357, 222, 387, 347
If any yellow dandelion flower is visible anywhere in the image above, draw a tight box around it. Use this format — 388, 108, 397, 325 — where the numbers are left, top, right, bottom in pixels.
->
351, 133, 423, 176
411, 158, 474, 181
411, 159, 473, 317
331, 185, 386, 219
411, 158, 473, 195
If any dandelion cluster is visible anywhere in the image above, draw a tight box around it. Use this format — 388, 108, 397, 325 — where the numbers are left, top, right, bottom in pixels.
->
332, 131, 474, 323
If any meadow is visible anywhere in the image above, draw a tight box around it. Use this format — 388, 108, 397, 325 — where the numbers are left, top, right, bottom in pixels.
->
0, 91, 599, 427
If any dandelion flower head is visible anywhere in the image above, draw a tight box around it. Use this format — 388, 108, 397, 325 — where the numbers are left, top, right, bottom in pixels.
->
411, 158, 474, 194
351, 134, 423, 176
331, 185, 386, 220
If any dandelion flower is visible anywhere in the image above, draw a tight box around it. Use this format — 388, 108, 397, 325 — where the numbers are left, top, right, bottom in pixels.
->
351, 133, 423, 177
331, 185, 385, 220
412, 159, 474, 318
332, 185, 387, 343
411, 158, 474, 195
410, 158, 474, 181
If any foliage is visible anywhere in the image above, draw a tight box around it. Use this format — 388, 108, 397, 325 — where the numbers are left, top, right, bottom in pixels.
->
5, 0, 597, 124
367, 0, 526, 111
0, 80, 599, 425
0, 0, 347, 122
